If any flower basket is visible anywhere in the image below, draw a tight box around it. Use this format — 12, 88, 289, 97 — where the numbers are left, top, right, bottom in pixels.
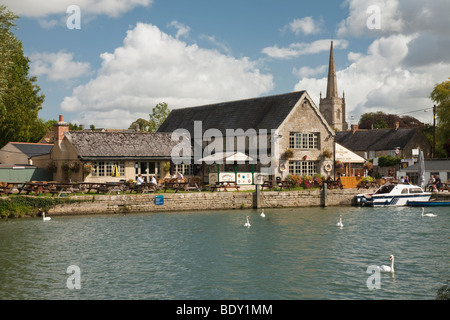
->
46, 161, 57, 173
284, 148, 294, 159
322, 149, 332, 158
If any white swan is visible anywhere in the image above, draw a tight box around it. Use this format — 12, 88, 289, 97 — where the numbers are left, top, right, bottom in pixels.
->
244, 216, 251, 228
421, 208, 437, 217
260, 209, 265, 218
377, 255, 395, 273
336, 215, 343, 227
42, 212, 51, 221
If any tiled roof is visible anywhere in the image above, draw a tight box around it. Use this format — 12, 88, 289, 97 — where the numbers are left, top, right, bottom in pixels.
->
10, 142, 53, 157
65, 131, 189, 160
335, 128, 418, 151
158, 91, 309, 134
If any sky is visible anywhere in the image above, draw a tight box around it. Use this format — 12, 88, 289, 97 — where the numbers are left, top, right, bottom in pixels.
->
4, 0, 450, 129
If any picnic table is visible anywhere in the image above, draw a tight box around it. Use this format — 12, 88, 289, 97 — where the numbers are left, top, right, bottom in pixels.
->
0, 182, 24, 196
260, 180, 291, 191
356, 180, 379, 190
322, 178, 343, 190
132, 182, 159, 194
98, 182, 125, 194
210, 181, 240, 192
163, 181, 200, 193
18, 181, 54, 195
50, 183, 81, 197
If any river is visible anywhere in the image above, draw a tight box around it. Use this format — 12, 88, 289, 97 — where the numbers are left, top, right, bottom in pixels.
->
0, 206, 448, 300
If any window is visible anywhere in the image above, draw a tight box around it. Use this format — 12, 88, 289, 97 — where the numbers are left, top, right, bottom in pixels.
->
175, 163, 194, 176
289, 132, 319, 149
289, 161, 318, 176
92, 161, 125, 177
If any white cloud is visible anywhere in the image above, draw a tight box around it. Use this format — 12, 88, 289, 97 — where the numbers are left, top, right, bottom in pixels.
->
30, 51, 91, 81
167, 20, 191, 40
293, 65, 327, 78
61, 23, 274, 128
287, 17, 322, 35
337, 0, 403, 37
262, 39, 348, 59
2, 0, 153, 18
294, 34, 449, 124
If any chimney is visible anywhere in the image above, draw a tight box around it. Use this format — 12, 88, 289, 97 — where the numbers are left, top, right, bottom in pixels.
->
53, 114, 69, 142
351, 124, 358, 134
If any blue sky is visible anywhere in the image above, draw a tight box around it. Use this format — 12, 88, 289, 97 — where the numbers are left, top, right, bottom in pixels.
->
5, 0, 450, 128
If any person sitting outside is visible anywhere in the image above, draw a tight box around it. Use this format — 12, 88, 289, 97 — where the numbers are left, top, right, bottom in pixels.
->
176, 171, 184, 181
427, 175, 435, 191
434, 175, 442, 192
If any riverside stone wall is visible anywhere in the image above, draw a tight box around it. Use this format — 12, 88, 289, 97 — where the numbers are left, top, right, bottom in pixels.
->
48, 188, 362, 216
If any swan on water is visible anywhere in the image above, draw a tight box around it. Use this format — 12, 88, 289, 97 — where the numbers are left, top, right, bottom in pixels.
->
336, 215, 343, 227
421, 208, 437, 217
42, 212, 51, 221
244, 216, 251, 228
260, 209, 265, 218
377, 255, 395, 273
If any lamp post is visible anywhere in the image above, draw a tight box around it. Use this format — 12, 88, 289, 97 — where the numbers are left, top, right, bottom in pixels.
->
433, 104, 437, 159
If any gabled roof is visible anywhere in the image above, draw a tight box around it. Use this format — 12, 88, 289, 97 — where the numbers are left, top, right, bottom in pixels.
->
10, 142, 53, 157
335, 128, 418, 151
65, 131, 188, 160
158, 91, 312, 134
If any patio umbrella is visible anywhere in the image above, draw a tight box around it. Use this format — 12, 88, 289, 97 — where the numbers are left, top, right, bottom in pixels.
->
112, 164, 119, 177
418, 150, 425, 188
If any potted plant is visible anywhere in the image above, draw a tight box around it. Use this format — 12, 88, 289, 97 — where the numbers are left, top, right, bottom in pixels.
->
283, 148, 294, 159
322, 149, 332, 158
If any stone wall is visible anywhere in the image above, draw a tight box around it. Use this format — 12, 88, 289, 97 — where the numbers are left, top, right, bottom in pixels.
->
48, 189, 360, 216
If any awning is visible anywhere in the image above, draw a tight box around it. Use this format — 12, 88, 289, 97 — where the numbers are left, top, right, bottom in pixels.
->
335, 143, 366, 163
198, 151, 254, 164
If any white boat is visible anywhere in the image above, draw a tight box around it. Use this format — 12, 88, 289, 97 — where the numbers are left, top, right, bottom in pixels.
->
356, 183, 431, 207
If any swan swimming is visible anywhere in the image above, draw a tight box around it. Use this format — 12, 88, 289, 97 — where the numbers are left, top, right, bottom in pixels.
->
421, 208, 437, 217
42, 212, 51, 221
377, 255, 395, 273
244, 216, 251, 228
336, 215, 343, 227
260, 209, 265, 218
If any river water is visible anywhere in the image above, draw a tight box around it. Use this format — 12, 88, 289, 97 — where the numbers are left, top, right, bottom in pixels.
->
0, 206, 448, 300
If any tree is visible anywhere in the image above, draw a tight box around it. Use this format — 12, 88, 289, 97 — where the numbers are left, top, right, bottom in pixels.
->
358, 111, 424, 130
148, 102, 171, 132
430, 78, 450, 157
0, 5, 45, 148
129, 118, 150, 131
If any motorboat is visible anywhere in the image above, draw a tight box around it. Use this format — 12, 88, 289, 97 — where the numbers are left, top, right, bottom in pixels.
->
356, 183, 431, 207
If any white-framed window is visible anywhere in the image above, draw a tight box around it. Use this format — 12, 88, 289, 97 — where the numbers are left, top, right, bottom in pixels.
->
289, 161, 318, 176
92, 161, 125, 177
289, 132, 319, 149
175, 163, 194, 176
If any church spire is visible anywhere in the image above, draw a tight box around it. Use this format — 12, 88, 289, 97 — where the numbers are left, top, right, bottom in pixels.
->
326, 41, 338, 99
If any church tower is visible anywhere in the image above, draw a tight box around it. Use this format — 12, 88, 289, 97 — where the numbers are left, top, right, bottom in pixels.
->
319, 41, 348, 131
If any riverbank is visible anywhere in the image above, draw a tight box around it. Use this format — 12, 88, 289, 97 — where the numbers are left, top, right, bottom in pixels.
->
2, 188, 448, 218
43, 188, 358, 216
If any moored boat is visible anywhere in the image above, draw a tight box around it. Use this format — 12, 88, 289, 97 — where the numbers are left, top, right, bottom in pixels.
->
356, 183, 431, 207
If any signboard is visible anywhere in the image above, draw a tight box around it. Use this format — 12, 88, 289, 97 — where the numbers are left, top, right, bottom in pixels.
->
394, 147, 400, 155
154, 195, 164, 205
236, 172, 253, 185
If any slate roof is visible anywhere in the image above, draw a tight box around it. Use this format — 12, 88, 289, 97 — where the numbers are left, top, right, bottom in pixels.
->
10, 142, 53, 157
158, 91, 311, 134
402, 160, 450, 172
335, 128, 418, 151
65, 131, 187, 160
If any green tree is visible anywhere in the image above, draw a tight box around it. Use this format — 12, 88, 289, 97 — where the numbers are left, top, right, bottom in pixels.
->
358, 111, 424, 129
148, 102, 171, 132
0, 5, 45, 148
430, 78, 450, 157
129, 118, 150, 131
